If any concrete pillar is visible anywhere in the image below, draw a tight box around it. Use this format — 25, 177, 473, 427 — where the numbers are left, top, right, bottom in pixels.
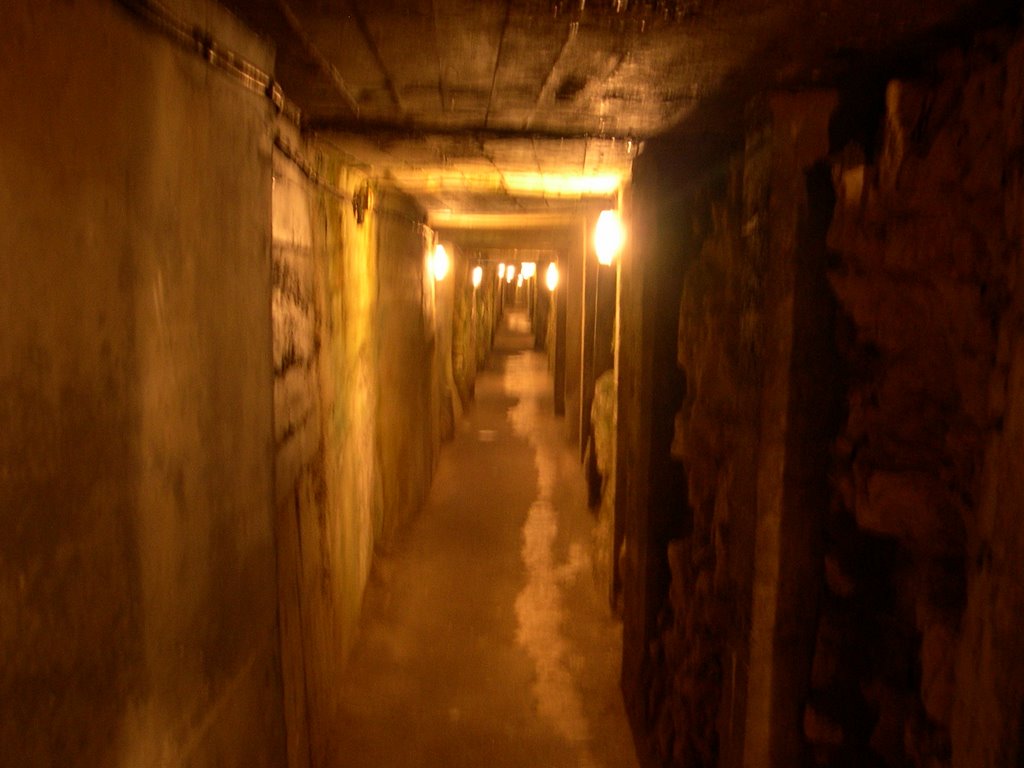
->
616, 157, 690, 764
553, 253, 568, 416
580, 214, 598, 460
563, 223, 586, 444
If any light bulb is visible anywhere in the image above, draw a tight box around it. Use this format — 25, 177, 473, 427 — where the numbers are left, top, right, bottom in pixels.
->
594, 209, 625, 266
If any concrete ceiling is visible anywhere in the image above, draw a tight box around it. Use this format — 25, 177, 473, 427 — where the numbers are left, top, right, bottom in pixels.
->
224, 0, 1013, 248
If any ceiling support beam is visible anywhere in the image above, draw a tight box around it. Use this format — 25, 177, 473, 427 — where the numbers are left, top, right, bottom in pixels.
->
525, 20, 579, 130
429, 0, 450, 113
348, 0, 404, 113
306, 119, 636, 146
274, 0, 361, 116
484, 0, 513, 128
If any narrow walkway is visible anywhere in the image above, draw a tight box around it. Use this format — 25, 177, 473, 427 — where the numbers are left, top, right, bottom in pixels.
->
333, 311, 638, 767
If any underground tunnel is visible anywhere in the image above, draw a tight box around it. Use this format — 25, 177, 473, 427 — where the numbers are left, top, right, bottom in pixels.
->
4, 0, 1024, 766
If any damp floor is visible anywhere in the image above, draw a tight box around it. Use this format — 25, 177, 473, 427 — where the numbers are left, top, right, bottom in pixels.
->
332, 309, 638, 768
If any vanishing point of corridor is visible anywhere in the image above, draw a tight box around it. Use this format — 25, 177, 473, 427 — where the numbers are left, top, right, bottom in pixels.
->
333, 311, 636, 768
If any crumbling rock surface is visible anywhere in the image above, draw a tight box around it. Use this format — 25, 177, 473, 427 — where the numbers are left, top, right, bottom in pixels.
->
652, 162, 764, 767
821, 28, 1024, 768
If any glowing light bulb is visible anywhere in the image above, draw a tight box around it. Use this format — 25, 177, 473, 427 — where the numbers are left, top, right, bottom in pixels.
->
432, 243, 450, 281
471, 265, 483, 288
517, 274, 524, 287
545, 262, 559, 291
506, 264, 516, 283
498, 262, 506, 278
594, 209, 625, 266
520, 261, 536, 279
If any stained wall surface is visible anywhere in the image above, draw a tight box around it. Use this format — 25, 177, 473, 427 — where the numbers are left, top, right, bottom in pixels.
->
272, 147, 452, 766
1, 1, 286, 765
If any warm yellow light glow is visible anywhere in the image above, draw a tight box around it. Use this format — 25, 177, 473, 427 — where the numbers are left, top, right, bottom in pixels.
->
520, 261, 537, 279
471, 265, 483, 288
545, 262, 559, 292
506, 264, 516, 283
498, 262, 506, 278
594, 209, 625, 266
517, 274, 524, 288
389, 169, 624, 199
432, 243, 450, 281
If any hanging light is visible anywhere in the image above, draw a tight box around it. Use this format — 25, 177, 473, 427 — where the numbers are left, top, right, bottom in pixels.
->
506, 264, 516, 283
498, 262, 506, 278
545, 262, 559, 292
471, 265, 483, 288
517, 274, 524, 287
594, 209, 625, 266
520, 261, 536, 279
432, 243, 450, 281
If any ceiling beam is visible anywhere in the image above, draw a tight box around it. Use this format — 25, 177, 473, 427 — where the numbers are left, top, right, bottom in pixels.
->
274, 0, 360, 116
430, 210, 599, 229
429, 0, 450, 113
484, 0, 513, 128
306, 119, 637, 146
525, 20, 578, 130
349, 0, 404, 113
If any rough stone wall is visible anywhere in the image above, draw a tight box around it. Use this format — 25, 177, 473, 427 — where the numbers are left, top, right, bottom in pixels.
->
1, 1, 286, 766
821, 29, 1024, 768
590, 369, 618, 609
657, 161, 764, 768
624, 94, 838, 768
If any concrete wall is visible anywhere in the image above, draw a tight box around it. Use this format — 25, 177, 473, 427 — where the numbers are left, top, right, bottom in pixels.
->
272, 135, 387, 768
451, 250, 476, 407
377, 189, 449, 543
1, 1, 285, 766
1, 4, 455, 767
272, 153, 449, 766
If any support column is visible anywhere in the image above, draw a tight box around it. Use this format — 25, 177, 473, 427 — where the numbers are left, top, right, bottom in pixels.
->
553, 253, 568, 416
616, 160, 690, 766
563, 222, 586, 444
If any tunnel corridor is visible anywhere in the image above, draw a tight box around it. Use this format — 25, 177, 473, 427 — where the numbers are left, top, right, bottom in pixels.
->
331, 309, 635, 768
6, 1, 1024, 768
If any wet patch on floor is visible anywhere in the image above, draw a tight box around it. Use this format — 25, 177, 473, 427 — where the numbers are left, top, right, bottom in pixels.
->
506, 351, 597, 766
